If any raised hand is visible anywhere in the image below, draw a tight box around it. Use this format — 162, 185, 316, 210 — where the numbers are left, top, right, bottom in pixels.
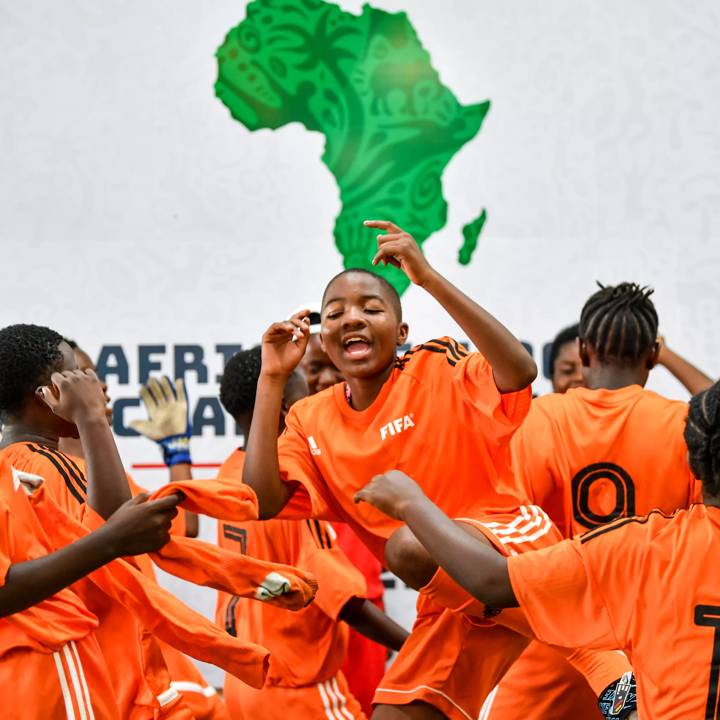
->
102, 492, 182, 556
131, 377, 188, 441
364, 220, 436, 287
37, 370, 108, 426
261, 310, 312, 380
354, 470, 427, 520
131, 377, 192, 467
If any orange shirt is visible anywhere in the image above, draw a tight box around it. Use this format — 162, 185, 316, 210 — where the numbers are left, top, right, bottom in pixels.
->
278, 338, 531, 560
508, 504, 720, 719
0, 455, 98, 657
511, 385, 697, 536
216, 449, 367, 687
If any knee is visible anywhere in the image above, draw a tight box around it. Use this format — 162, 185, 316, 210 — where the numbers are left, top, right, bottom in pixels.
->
384, 525, 437, 590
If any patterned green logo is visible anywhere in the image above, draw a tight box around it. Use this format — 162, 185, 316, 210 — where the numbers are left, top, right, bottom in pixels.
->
216, 0, 489, 294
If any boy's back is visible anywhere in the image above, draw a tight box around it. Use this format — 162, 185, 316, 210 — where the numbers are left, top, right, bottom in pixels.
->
512, 385, 696, 536
509, 504, 720, 719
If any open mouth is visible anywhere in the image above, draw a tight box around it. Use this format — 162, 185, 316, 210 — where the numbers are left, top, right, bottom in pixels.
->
342, 336, 372, 359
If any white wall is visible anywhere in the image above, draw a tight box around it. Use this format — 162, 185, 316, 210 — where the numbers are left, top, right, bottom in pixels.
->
2, 0, 720, 686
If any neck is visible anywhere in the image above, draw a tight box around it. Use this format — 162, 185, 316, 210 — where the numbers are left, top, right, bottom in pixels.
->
585, 365, 648, 391
0, 421, 60, 450
346, 363, 394, 411
704, 493, 720, 509
59, 436, 84, 458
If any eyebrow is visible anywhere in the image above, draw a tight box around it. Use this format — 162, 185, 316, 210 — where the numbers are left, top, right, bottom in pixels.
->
324, 293, 387, 307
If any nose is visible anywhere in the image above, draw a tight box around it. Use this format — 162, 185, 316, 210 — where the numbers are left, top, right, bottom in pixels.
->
341, 305, 366, 328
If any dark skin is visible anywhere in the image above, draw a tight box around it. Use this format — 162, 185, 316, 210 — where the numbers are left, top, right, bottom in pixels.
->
551, 339, 585, 393
1, 342, 130, 519
299, 334, 344, 395
60, 348, 199, 537
235, 370, 408, 653
244, 220, 537, 518
580, 339, 660, 391
0, 371, 181, 616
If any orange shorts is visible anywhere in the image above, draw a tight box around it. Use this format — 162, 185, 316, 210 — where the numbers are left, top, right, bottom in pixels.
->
224, 670, 365, 720
160, 642, 229, 720
0, 634, 119, 720
482, 641, 603, 720
375, 506, 560, 720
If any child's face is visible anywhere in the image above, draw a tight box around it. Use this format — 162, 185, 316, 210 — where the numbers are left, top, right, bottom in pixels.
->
320, 273, 408, 380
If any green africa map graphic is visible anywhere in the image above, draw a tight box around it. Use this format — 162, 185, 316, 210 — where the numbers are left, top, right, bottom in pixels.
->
215, 0, 489, 295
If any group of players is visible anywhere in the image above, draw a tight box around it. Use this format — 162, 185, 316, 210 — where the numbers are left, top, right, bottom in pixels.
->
1, 219, 718, 719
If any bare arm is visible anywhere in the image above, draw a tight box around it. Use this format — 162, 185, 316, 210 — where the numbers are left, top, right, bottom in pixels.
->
657, 339, 714, 395
243, 374, 292, 518
40, 371, 130, 519
338, 596, 408, 651
355, 471, 517, 608
0, 493, 180, 617
365, 220, 537, 392
243, 314, 311, 518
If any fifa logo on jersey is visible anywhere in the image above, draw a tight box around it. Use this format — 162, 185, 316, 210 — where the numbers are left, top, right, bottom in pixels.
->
380, 414, 415, 440
308, 436, 321, 456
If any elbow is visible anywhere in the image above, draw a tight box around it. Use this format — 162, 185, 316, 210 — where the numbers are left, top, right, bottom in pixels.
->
518, 355, 538, 389
496, 358, 537, 394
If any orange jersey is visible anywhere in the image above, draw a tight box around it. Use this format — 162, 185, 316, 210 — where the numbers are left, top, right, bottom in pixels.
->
278, 338, 531, 560
0, 455, 99, 655
511, 385, 697, 536
1, 443, 272, 693
508, 503, 720, 719
216, 449, 367, 687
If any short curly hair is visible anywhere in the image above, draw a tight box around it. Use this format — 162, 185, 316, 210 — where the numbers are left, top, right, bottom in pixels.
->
0, 324, 66, 419
219, 346, 262, 419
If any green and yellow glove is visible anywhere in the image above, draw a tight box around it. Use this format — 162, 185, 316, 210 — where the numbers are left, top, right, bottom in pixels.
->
131, 377, 192, 467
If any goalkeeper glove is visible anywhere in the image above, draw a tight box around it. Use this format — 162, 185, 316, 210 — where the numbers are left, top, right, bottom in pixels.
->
598, 671, 637, 719
131, 376, 192, 467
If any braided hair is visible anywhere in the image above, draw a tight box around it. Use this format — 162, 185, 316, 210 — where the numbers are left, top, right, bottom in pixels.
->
685, 381, 720, 498
579, 283, 658, 365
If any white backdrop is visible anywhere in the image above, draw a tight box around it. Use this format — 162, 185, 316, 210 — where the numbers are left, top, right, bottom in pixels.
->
3, 0, 720, 686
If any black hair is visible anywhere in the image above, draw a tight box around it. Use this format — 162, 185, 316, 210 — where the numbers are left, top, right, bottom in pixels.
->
219, 346, 262, 419
685, 381, 720, 498
579, 282, 658, 365
322, 268, 403, 322
0, 324, 66, 420
549, 323, 579, 376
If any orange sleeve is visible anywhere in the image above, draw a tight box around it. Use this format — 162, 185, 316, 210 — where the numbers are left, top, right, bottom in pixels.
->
452, 345, 532, 436
509, 520, 650, 650
276, 408, 338, 521
298, 520, 367, 620
507, 538, 622, 651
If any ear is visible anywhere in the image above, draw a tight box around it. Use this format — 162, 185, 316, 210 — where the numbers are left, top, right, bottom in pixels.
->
647, 341, 660, 370
396, 322, 409, 347
578, 339, 591, 368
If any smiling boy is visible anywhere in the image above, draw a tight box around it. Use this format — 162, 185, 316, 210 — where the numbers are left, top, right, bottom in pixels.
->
241, 221, 632, 719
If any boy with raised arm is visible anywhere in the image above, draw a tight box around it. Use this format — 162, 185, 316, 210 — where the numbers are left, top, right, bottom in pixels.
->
242, 222, 631, 720
0, 329, 181, 719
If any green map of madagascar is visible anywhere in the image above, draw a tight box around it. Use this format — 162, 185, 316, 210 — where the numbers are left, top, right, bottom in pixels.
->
215, 0, 489, 295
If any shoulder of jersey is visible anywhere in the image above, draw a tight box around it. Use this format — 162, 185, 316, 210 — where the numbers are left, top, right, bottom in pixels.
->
292, 384, 338, 413
396, 336, 470, 370
579, 506, 680, 546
